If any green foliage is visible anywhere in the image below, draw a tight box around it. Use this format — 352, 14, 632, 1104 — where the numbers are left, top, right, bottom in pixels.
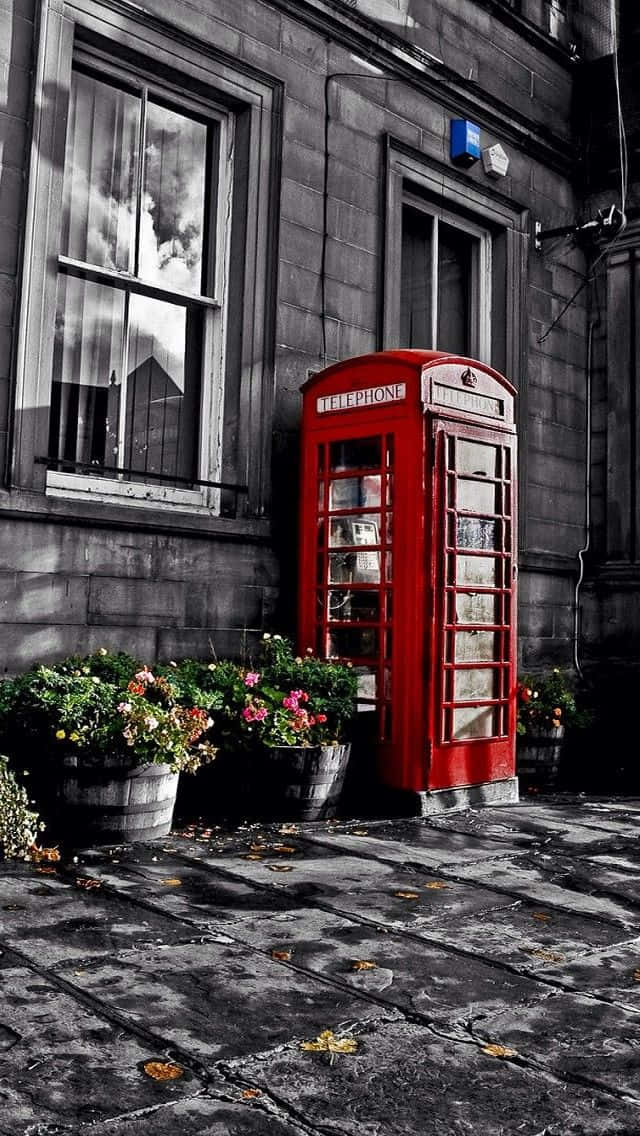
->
0, 756, 43, 859
239, 635, 358, 748
516, 669, 592, 737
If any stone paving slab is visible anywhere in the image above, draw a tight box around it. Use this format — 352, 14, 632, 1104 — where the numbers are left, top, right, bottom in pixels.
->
0, 954, 201, 1133
54, 940, 396, 1062
0, 866, 200, 967
476, 990, 640, 1099
219, 902, 552, 1030
449, 855, 640, 927
82, 1095, 309, 1136
231, 1017, 640, 1135
540, 937, 640, 1008
305, 822, 537, 865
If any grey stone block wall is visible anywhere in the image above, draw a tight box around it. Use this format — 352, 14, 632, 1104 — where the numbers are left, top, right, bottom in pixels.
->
0, 0, 601, 673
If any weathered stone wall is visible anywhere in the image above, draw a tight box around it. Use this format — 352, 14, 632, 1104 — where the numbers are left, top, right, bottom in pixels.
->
0, 0, 593, 673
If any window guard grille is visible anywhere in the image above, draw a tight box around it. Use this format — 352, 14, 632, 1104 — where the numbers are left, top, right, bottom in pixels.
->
36, 455, 248, 496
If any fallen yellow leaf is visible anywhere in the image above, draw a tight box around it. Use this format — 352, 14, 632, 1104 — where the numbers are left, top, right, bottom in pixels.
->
250, 844, 267, 852
268, 864, 293, 873
300, 1029, 358, 1055
143, 1060, 184, 1081
532, 911, 551, 922
424, 881, 450, 890
351, 829, 369, 836
243, 854, 263, 861
271, 949, 293, 961
76, 877, 101, 890
161, 878, 182, 886
241, 1088, 262, 1099
272, 844, 297, 854
633, 969, 640, 982
395, 890, 420, 900
527, 947, 566, 963
351, 960, 377, 971
482, 1043, 518, 1059
36, 866, 57, 875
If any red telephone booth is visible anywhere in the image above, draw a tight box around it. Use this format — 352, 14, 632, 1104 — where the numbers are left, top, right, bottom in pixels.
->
299, 350, 518, 812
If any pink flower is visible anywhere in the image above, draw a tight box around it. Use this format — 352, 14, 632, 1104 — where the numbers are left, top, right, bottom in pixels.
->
254, 707, 268, 721
242, 706, 256, 722
244, 672, 260, 687
117, 701, 132, 713
316, 713, 327, 724
283, 695, 299, 711
135, 667, 155, 684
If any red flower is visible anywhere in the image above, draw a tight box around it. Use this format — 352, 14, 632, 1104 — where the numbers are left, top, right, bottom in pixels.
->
128, 681, 145, 696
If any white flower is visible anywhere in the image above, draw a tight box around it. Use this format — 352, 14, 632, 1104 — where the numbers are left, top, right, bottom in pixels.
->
144, 716, 159, 731
262, 633, 271, 640
98, 647, 108, 656
92, 676, 101, 684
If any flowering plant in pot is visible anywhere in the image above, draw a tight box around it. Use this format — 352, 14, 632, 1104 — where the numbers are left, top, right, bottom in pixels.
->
236, 636, 358, 820
0, 652, 217, 842
516, 668, 590, 789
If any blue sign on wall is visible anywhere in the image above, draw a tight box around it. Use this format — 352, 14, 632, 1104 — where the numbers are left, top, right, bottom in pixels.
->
450, 119, 481, 167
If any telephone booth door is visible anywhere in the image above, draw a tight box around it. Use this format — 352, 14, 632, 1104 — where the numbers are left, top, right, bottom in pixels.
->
300, 350, 518, 811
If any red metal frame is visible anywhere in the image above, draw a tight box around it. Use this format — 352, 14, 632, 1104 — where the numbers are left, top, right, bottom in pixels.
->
299, 351, 517, 795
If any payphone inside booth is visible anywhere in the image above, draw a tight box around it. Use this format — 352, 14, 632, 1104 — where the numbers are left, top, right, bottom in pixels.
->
299, 350, 519, 812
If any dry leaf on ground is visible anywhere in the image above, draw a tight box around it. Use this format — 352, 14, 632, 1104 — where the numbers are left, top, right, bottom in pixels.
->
76, 877, 101, 890
243, 854, 264, 861
527, 947, 566, 963
143, 1060, 184, 1081
272, 844, 297, 854
279, 824, 299, 835
161, 878, 182, 886
268, 864, 293, 873
301, 1029, 358, 1055
532, 911, 552, 922
36, 866, 57, 875
424, 881, 450, 890
632, 969, 640, 982
395, 890, 420, 900
482, 1043, 518, 1059
271, 949, 293, 961
351, 960, 377, 971
241, 1089, 262, 1099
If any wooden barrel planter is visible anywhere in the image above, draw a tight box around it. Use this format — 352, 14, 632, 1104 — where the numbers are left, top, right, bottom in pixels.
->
61, 754, 179, 843
265, 743, 351, 821
517, 726, 564, 791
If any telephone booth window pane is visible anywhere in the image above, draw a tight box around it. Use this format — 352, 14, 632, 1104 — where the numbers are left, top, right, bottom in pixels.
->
328, 552, 380, 584
317, 482, 324, 508
317, 520, 325, 548
452, 706, 495, 739
328, 590, 380, 622
329, 515, 380, 547
456, 555, 498, 587
356, 668, 377, 707
453, 668, 497, 702
385, 553, 393, 582
456, 440, 498, 478
455, 592, 499, 624
329, 628, 379, 658
454, 631, 498, 661
330, 437, 381, 472
457, 517, 497, 550
329, 475, 381, 510
457, 478, 497, 515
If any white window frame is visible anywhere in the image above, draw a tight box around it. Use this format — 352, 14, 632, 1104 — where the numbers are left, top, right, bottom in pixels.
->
12, 0, 278, 520
400, 190, 492, 362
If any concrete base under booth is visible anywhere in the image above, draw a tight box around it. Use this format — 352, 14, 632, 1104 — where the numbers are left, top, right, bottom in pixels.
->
401, 777, 520, 817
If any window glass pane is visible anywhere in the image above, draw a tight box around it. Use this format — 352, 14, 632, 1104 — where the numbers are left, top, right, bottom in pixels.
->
453, 668, 497, 702
456, 555, 498, 587
457, 518, 498, 550
140, 102, 209, 295
62, 71, 140, 273
437, 222, 473, 356
457, 478, 497, 514
124, 294, 200, 481
330, 437, 382, 471
455, 631, 498, 662
328, 590, 380, 622
329, 515, 380, 547
455, 592, 499, 625
329, 475, 381, 510
456, 440, 498, 478
329, 628, 378, 658
355, 668, 377, 707
452, 706, 495, 740
401, 205, 433, 347
328, 552, 380, 584
49, 275, 125, 467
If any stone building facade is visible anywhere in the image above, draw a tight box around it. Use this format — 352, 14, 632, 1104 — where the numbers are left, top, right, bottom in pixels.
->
0, 0, 633, 687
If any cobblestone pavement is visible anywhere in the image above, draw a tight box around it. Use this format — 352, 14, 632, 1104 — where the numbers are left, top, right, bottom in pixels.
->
2, 796, 640, 1134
